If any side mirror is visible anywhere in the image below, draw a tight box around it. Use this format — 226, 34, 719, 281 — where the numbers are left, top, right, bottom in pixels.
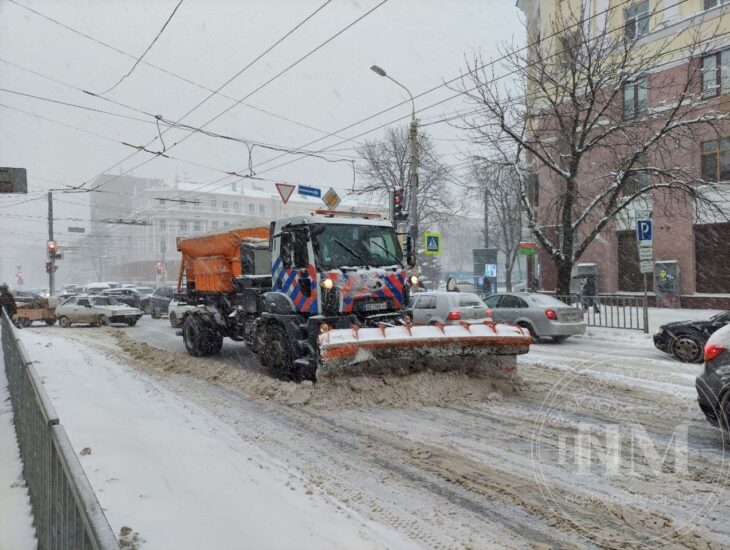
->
405, 234, 415, 267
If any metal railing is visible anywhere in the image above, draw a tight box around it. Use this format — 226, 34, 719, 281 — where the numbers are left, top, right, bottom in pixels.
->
2, 310, 119, 550
553, 294, 648, 332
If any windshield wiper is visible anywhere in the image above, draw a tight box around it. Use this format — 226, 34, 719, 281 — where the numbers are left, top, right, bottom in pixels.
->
369, 239, 403, 268
333, 238, 367, 265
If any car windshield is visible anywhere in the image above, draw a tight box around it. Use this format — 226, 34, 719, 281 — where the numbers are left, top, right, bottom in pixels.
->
311, 223, 403, 269
458, 293, 484, 307
135, 288, 153, 296
92, 297, 119, 306
710, 311, 730, 322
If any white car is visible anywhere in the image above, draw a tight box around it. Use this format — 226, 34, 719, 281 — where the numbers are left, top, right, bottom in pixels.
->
55, 295, 143, 327
168, 298, 196, 328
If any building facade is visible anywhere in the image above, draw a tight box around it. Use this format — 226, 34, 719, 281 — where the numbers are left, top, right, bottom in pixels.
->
517, 0, 730, 302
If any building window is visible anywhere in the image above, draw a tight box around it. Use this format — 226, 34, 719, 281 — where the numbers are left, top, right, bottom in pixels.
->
222, 201, 229, 211
233, 202, 240, 212
194, 220, 202, 232
179, 220, 187, 231
624, 154, 650, 194
705, 0, 730, 10
526, 173, 539, 207
702, 139, 730, 182
624, 1, 650, 41
623, 78, 648, 119
159, 219, 166, 230
249, 203, 255, 215
212, 220, 219, 230
210, 200, 217, 209
259, 204, 266, 215
701, 50, 730, 98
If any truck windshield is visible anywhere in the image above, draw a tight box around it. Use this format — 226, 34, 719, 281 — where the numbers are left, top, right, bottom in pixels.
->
311, 223, 403, 270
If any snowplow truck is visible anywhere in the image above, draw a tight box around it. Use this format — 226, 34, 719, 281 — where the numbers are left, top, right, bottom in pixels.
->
176, 210, 531, 381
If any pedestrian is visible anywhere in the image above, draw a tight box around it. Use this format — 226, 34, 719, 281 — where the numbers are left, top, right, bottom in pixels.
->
582, 275, 599, 315
0, 283, 20, 327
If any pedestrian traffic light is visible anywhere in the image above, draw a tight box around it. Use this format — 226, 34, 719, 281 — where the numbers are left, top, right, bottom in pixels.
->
393, 188, 406, 221
47, 240, 57, 259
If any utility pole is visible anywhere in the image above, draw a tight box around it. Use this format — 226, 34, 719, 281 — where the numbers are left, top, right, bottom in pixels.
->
371, 65, 418, 269
483, 186, 489, 248
48, 191, 55, 296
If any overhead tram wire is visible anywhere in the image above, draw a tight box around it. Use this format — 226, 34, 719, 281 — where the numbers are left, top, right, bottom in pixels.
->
82, 0, 388, 195
233, 0, 694, 181
4, 0, 362, 146
98, 0, 185, 95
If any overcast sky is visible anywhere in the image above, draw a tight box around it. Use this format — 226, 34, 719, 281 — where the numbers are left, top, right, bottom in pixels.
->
0, 0, 522, 286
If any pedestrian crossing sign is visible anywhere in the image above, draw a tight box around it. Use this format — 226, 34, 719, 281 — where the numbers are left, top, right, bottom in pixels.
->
424, 232, 441, 255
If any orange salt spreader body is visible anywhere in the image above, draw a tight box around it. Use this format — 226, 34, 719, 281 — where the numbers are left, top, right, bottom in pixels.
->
177, 226, 270, 293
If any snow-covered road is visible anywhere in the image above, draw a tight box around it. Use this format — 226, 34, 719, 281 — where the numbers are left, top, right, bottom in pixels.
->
15, 312, 730, 549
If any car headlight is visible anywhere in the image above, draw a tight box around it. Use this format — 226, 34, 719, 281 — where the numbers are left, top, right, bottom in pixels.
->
655, 328, 664, 336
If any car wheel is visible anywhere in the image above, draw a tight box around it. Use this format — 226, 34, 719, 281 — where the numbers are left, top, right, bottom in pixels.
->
718, 390, 730, 434
671, 333, 704, 363
151, 307, 161, 319
45, 319, 56, 326
58, 316, 71, 328
518, 322, 537, 339
126, 318, 138, 327
144, 303, 151, 314
169, 312, 177, 328
18, 318, 31, 328
96, 314, 110, 327
553, 335, 569, 343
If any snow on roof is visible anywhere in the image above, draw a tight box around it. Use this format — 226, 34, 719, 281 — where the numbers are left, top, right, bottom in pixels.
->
277, 212, 393, 228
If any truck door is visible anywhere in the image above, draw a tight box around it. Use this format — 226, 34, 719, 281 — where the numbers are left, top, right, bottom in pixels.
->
272, 225, 319, 314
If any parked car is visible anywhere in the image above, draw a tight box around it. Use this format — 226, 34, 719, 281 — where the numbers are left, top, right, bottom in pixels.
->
135, 287, 155, 312
81, 282, 111, 295
150, 286, 174, 319
11, 290, 42, 304
483, 292, 585, 342
101, 288, 141, 308
410, 291, 491, 325
654, 311, 730, 363
696, 323, 730, 433
168, 294, 195, 328
55, 295, 142, 327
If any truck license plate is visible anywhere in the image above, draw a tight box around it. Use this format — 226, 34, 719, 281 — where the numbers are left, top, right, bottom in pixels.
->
362, 302, 388, 312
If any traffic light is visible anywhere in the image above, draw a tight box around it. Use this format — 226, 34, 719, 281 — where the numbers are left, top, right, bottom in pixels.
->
47, 240, 57, 259
393, 188, 406, 221
45, 261, 52, 273
156, 262, 163, 275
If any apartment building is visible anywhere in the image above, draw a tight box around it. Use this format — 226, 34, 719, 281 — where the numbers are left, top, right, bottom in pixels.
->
517, 0, 730, 302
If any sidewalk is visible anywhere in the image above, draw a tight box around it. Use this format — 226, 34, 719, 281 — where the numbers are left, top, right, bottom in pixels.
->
0, 338, 37, 550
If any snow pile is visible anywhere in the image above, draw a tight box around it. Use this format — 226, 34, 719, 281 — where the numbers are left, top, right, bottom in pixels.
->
0, 348, 37, 550
17, 329, 414, 550
110, 331, 521, 408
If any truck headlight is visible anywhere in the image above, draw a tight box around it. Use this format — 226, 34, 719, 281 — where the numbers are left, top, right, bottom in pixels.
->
410, 275, 419, 286
321, 278, 334, 290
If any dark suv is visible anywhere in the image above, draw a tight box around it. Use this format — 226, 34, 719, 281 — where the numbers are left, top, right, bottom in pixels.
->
654, 311, 730, 363
149, 287, 174, 319
101, 288, 141, 309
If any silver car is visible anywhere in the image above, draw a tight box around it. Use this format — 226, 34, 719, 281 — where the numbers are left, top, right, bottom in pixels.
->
484, 293, 585, 342
167, 297, 196, 328
410, 292, 491, 325
55, 295, 143, 328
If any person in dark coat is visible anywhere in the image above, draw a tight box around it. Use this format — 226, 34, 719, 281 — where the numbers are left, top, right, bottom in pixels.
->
581, 275, 599, 314
0, 283, 18, 320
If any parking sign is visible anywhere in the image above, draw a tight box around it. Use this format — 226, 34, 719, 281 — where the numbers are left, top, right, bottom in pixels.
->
636, 219, 652, 247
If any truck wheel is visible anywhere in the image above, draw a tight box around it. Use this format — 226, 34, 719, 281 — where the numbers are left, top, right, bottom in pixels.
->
58, 316, 71, 328
183, 316, 222, 357
18, 318, 31, 328
262, 323, 296, 380
45, 319, 56, 326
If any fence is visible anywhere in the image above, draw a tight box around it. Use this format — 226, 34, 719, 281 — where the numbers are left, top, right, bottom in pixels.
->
2, 310, 119, 550
554, 294, 648, 332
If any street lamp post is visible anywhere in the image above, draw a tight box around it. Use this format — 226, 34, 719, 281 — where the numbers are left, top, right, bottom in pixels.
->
370, 65, 419, 269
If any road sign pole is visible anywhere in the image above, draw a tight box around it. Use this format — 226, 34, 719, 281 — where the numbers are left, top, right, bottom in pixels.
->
48, 191, 55, 296
643, 272, 649, 334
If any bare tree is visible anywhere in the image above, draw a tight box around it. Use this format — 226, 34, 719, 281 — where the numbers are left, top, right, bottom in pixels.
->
355, 126, 459, 235
457, 2, 728, 294
470, 162, 523, 291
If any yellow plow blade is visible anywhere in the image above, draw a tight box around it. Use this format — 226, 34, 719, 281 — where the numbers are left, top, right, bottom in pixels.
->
317, 322, 532, 379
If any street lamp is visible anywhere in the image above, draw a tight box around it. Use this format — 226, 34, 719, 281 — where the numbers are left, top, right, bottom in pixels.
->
370, 65, 419, 268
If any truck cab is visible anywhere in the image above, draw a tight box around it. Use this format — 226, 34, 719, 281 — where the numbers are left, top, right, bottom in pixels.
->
270, 212, 411, 323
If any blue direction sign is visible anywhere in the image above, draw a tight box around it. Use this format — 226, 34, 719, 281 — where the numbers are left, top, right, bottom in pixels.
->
636, 219, 653, 247
298, 185, 321, 198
